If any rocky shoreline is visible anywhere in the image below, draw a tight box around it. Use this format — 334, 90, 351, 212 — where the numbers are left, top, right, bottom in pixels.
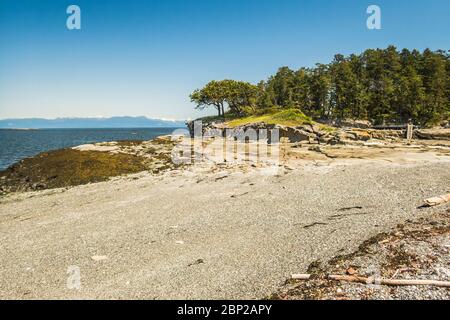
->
0, 136, 183, 195
1, 126, 449, 196
188, 120, 450, 145
0, 125, 449, 299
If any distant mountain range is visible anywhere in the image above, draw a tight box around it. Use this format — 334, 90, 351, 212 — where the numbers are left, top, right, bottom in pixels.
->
0, 116, 187, 129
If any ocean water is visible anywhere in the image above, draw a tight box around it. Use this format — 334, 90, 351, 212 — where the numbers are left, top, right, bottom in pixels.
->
0, 127, 185, 170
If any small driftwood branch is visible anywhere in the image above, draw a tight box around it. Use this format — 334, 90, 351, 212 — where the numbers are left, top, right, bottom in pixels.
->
291, 274, 450, 288
424, 194, 450, 207
327, 275, 450, 288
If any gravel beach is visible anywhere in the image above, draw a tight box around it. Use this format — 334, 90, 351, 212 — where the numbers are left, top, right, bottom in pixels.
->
0, 145, 449, 299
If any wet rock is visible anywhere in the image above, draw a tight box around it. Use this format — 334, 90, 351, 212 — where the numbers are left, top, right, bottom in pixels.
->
0, 148, 149, 194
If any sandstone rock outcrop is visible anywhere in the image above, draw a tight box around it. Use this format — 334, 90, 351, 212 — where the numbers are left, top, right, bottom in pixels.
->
275, 125, 317, 143
415, 129, 450, 140
186, 120, 450, 145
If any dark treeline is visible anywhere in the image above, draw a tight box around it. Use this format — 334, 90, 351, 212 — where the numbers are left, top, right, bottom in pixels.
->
191, 46, 449, 126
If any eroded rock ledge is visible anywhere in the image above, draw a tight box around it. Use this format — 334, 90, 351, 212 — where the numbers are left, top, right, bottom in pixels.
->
187, 120, 450, 145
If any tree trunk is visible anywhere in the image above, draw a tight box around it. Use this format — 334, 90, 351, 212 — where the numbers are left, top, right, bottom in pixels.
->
221, 103, 225, 119
216, 104, 222, 117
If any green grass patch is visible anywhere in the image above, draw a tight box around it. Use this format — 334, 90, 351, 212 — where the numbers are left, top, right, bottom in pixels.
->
226, 109, 314, 127
318, 124, 337, 132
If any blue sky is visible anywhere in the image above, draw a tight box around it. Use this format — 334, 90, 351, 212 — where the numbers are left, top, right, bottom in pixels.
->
0, 0, 448, 120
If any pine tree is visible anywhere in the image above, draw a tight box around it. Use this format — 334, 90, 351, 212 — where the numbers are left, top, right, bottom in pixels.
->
291, 68, 311, 111
396, 49, 425, 122
348, 54, 368, 120
191, 47, 449, 126
330, 54, 359, 122
420, 49, 447, 125
267, 67, 295, 107
309, 64, 331, 119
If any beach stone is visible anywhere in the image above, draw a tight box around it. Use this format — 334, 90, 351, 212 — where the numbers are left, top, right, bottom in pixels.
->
91, 255, 108, 261
32, 183, 47, 190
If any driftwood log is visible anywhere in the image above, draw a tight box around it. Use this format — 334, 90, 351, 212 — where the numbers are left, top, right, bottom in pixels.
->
291, 274, 450, 288
424, 194, 450, 207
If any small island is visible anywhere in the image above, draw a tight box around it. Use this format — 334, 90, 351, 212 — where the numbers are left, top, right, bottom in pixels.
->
0, 47, 449, 300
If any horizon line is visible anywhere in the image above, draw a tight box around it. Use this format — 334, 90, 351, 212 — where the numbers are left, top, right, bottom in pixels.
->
0, 115, 189, 122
